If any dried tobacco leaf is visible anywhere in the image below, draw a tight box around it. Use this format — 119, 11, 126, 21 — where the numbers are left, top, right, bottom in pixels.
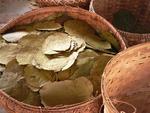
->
69, 36, 86, 51
16, 48, 37, 65
68, 40, 77, 52
32, 50, 79, 72
24, 65, 54, 91
84, 34, 111, 50
22, 91, 41, 106
3, 77, 41, 106
58, 64, 78, 81
64, 20, 111, 50
2, 31, 29, 42
26, 84, 39, 92
18, 34, 45, 48
40, 77, 93, 106
62, 52, 78, 71
76, 49, 99, 66
90, 54, 113, 77
89, 54, 113, 95
0, 59, 24, 91
0, 72, 23, 91
4, 59, 24, 76
42, 32, 86, 55
32, 51, 69, 72
78, 49, 99, 58
70, 59, 95, 79
100, 32, 120, 51
34, 21, 62, 31
89, 75, 101, 96
4, 79, 30, 102
77, 43, 86, 53
0, 44, 20, 65
29, 31, 41, 35
42, 32, 71, 55
39, 32, 54, 39
56, 69, 71, 81
34, 33, 85, 71
17, 34, 46, 65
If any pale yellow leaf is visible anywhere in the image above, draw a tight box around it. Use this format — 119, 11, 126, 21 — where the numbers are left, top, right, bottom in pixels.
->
0, 44, 20, 65
2, 31, 29, 42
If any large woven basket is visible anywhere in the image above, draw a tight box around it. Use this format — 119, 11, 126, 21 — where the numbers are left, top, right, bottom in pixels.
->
35, 0, 91, 9
101, 42, 150, 113
89, 0, 150, 46
0, 6, 126, 113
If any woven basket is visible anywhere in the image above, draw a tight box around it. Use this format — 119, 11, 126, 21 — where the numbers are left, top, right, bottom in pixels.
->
0, 6, 126, 113
101, 42, 150, 113
36, 0, 91, 9
89, 0, 150, 46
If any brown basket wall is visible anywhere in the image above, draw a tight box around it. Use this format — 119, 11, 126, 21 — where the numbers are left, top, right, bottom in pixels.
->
0, 6, 126, 113
89, 0, 150, 46
36, 0, 91, 9
101, 42, 150, 113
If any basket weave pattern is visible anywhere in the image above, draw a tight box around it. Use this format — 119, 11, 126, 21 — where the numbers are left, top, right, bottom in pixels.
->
101, 43, 150, 113
36, 0, 90, 8
90, 0, 150, 46
0, 91, 102, 113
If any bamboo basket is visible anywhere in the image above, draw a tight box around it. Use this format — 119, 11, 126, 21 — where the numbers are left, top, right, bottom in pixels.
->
35, 0, 91, 9
0, 6, 126, 113
89, 0, 150, 46
101, 42, 150, 113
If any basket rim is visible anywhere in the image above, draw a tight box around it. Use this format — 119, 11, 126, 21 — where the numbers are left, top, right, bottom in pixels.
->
36, 0, 90, 5
0, 90, 101, 110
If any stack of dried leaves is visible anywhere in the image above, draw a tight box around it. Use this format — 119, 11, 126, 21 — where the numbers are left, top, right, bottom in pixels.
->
0, 13, 119, 107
